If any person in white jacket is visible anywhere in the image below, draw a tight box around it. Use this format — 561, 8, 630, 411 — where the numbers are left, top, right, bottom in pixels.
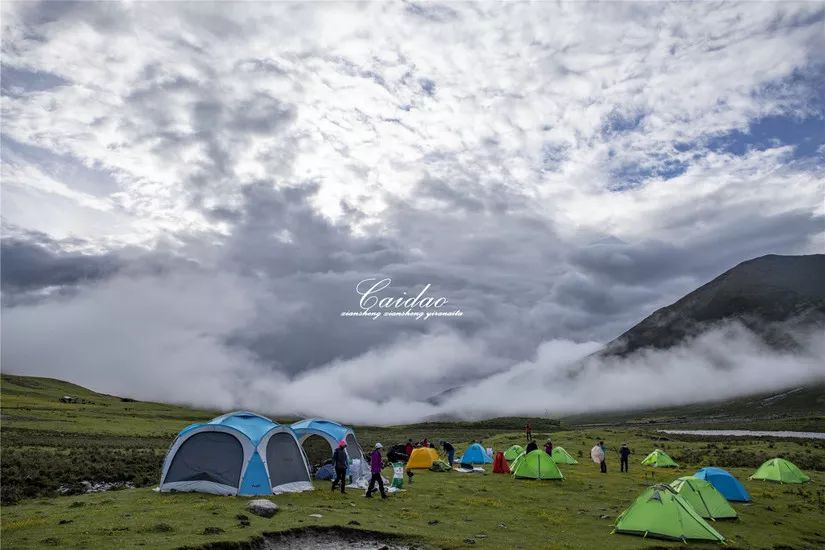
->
591, 441, 606, 474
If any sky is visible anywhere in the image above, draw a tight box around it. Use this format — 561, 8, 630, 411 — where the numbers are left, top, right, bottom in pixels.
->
1, 2, 824, 423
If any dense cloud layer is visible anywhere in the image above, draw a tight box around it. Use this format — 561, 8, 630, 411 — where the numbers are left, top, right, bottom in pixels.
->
1, 2, 823, 422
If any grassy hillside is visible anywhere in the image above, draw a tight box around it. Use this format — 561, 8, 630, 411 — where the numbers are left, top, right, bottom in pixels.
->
564, 383, 825, 431
2, 374, 825, 549
2, 427, 824, 549
0, 374, 555, 505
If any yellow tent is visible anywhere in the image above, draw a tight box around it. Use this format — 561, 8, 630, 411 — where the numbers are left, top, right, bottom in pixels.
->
406, 447, 440, 469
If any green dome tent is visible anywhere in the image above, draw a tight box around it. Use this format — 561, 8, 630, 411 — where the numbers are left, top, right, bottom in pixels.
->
749, 458, 810, 484
503, 445, 525, 461
614, 484, 725, 543
641, 449, 678, 468
551, 447, 578, 464
511, 449, 563, 480
669, 477, 737, 519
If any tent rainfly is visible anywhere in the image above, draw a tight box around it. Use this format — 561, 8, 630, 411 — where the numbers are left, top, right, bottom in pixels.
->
290, 419, 365, 459
749, 458, 810, 484
504, 445, 525, 461
614, 484, 725, 543
693, 467, 751, 502
551, 447, 579, 464
669, 477, 737, 519
511, 449, 563, 480
641, 449, 679, 468
406, 447, 439, 470
458, 443, 493, 464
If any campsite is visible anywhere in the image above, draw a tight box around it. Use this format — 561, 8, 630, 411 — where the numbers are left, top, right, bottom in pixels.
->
1, 374, 824, 549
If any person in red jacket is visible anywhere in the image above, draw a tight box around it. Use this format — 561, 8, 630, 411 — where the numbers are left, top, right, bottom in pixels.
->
404, 439, 414, 458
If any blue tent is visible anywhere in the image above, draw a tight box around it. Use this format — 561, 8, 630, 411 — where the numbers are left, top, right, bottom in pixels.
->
315, 463, 335, 480
694, 467, 751, 502
291, 418, 365, 459
159, 411, 312, 496
458, 443, 493, 464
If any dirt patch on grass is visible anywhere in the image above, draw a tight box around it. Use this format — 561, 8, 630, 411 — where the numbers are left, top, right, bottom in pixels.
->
181, 526, 419, 549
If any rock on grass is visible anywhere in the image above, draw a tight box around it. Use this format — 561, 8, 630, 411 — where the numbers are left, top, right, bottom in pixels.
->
247, 499, 279, 518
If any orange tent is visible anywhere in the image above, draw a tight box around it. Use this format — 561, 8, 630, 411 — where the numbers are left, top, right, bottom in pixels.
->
493, 451, 510, 473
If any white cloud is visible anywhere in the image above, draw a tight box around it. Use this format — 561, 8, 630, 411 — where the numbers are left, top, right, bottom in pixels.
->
1, 2, 823, 421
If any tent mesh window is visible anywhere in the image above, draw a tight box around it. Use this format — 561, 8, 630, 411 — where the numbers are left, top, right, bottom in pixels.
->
165, 432, 244, 487
266, 432, 311, 487
345, 433, 364, 461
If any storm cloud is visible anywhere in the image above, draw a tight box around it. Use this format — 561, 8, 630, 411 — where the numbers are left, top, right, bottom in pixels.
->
1, 2, 823, 422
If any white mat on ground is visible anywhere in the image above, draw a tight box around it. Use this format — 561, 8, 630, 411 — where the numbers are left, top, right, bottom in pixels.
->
453, 466, 486, 473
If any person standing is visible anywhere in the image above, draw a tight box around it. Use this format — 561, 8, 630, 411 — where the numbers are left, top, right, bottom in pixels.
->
591, 441, 606, 473
440, 440, 455, 466
525, 439, 538, 454
331, 440, 349, 494
619, 443, 631, 473
524, 423, 532, 442
544, 439, 553, 456
404, 439, 414, 459
365, 443, 388, 499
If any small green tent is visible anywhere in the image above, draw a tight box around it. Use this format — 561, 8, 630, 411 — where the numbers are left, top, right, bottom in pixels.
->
509, 452, 525, 473
512, 449, 563, 480
551, 447, 578, 464
429, 460, 451, 472
504, 445, 525, 461
641, 449, 678, 468
615, 484, 725, 542
750, 458, 810, 484
669, 477, 737, 519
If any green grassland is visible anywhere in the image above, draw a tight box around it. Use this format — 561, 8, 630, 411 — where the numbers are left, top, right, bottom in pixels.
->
2, 374, 825, 549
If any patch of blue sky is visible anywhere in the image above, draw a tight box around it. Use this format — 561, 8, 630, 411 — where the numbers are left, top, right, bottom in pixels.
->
601, 109, 645, 136
541, 142, 569, 172
2, 136, 121, 197
703, 113, 824, 161
1, 65, 68, 95
608, 155, 689, 191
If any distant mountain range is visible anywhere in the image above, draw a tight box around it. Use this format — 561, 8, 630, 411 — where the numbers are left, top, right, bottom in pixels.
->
604, 254, 825, 355
428, 254, 825, 410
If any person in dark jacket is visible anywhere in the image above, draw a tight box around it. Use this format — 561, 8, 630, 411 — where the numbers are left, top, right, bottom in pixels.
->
331, 440, 349, 493
619, 443, 631, 473
544, 439, 553, 456
365, 442, 387, 499
440, 440, 455, 466
525, 439, 538, 453
525, 423, 532, 441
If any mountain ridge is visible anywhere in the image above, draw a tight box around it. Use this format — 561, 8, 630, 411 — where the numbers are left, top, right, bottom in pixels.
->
603, 254, 825, 355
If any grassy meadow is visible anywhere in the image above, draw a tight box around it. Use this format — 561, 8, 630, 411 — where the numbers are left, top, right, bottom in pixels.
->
1, 374, 824, 549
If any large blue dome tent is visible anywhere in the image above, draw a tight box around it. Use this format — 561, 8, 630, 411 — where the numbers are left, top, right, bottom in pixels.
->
159, 411, 313, 496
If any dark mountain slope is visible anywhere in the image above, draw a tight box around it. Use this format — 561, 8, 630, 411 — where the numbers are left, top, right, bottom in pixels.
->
604, 254, 825, 355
